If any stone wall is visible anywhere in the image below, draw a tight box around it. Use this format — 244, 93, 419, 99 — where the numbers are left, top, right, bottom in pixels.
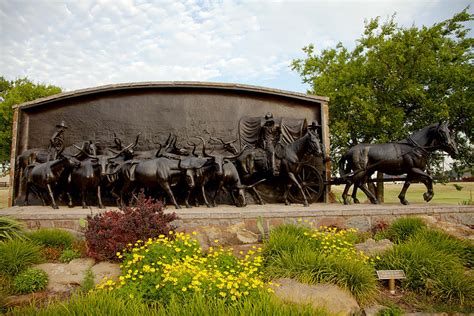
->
2, 204, 472, 246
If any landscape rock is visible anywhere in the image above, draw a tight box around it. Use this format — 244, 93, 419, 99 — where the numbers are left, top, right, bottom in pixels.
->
420, 216, 474, 241
355, 238, 394, 257
364, 304, 388, 316
34, 258, 95, 292
5, 292, 50, 308
270, 278, 360, 315
91, 262, 122, 285
189, 222, 260, 250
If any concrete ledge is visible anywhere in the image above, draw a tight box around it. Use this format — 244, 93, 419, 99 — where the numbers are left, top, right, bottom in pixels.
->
1, 204, 472, 237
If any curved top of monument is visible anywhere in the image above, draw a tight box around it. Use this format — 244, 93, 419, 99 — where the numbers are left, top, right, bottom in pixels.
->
14, 81, 329, 110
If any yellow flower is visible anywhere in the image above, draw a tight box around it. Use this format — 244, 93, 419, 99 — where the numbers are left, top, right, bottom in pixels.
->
181, 287, 187, 292
219, 292, 226, 297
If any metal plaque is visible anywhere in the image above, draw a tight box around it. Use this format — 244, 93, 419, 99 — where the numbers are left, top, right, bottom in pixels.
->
376, 270, 406, 280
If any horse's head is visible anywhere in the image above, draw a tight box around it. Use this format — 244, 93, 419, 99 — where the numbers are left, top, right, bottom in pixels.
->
436, 122, 458, 159
307, 129, 323, 156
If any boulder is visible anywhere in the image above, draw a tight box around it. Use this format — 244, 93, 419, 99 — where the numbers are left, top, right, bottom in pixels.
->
364, 304, 388, 316
271, 278, 360, 315
355, 238, 394, 257
420, 216, 474, 241
34, 258, 95, 292
91, 262, 122, 285
188, 222, 260, 250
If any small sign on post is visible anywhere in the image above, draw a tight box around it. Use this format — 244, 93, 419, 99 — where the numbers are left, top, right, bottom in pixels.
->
377, 270, 406, 294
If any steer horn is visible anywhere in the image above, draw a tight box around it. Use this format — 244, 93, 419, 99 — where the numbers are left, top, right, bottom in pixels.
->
187, 141, 198, 157
197, 136, 213, 158
73, 144, 96, 159
224, 144, 250, 160
237, 178, 267, 190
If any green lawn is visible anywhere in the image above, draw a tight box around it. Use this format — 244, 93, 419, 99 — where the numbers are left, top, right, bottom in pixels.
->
331, 182, 474, 205
0, 188, 8, 209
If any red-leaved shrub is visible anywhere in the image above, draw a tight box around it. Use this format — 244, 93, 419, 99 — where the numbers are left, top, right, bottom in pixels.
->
85, 193, 178, 261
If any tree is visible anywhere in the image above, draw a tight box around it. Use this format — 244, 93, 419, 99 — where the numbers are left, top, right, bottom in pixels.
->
0, 77, 62, 165
292, 9, 473, 173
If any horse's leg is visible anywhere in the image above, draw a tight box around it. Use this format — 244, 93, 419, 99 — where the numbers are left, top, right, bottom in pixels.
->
398, 178, 412, 205
341, 182, 352, 205
351, 169, 378, 204
410, 168, 434, 202
357, 182, 379, 204
47, 183, 59, 209
288, 172, 309, 207
351, 185, 360, 204
97, 185, 105, 209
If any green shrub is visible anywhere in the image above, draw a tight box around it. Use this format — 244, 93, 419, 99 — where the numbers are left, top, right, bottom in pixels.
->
263, 224, 379, 305
59, 249, 81, 263
376, 238, 473, 306
383, 217, 426, 243
27, 228, 75, 249
263, 224, 314, 261
81, 268, 95, 293
377, 303, 402, 316
0, 239, 43, 276
12, 268, 48, 294
10, 290, 330, 316
0, 217, 27, 241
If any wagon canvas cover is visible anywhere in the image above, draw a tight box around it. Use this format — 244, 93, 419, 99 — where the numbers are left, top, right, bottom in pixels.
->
238, 116, 308, 150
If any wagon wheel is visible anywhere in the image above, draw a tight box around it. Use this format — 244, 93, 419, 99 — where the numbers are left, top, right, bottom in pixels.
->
288, 164, 324, 204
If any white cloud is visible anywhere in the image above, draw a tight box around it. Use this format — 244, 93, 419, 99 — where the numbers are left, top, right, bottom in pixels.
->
0, 0, 471, 92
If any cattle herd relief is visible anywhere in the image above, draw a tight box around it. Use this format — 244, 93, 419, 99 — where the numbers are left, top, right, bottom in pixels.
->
16, 114, 326, 209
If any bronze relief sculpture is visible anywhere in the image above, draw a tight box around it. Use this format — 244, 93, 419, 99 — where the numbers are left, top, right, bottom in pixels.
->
16, 115, 325, 209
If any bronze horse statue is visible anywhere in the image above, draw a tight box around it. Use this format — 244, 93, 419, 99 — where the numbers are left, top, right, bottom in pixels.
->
239, 129, 322, 206
339, 122, 458, 205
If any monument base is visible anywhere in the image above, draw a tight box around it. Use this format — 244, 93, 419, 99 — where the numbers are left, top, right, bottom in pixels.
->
1, 204, 472, 245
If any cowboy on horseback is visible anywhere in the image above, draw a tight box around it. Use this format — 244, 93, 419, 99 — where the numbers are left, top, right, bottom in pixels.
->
258, 112, 281, 176
48, 121, 68, 160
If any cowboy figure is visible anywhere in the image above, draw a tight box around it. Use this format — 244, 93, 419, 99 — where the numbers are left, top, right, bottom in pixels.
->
48, 121, 68, 160
258, 112, 281, 176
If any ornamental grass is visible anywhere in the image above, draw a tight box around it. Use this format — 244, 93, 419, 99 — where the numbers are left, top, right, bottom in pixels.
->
96, 231, 273, 304
10, 290, 330, 316
263, 223, 379, 305
377, 230, 474, 307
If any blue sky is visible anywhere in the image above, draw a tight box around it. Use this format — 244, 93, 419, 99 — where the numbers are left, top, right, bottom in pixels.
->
0, 0, 472, 93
